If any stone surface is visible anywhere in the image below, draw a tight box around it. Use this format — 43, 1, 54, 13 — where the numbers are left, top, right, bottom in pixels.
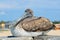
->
1, 37, 33, 40
33, 36, 60, 40
0, 36, 60, 40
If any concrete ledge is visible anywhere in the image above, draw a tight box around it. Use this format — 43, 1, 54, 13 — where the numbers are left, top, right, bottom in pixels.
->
0, 36, 60, 40
34, 35, 60, 40
0, 37, 33, 40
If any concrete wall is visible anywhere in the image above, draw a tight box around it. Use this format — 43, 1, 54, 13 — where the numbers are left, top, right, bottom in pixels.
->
0, 36, 60, 40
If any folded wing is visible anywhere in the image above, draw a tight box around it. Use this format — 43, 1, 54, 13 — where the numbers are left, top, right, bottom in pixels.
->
19, 17, 54, 32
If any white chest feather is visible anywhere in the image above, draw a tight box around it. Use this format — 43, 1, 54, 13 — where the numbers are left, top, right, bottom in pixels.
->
10, 25, 42, 37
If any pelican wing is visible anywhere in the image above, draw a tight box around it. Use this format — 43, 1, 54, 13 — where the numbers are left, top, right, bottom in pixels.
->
19, 17, 53, 32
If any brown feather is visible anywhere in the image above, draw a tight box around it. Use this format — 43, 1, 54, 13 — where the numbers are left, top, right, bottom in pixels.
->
18, 17, 54, 32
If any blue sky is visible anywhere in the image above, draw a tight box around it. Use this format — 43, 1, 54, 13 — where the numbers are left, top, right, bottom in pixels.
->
0, 0, 60, 21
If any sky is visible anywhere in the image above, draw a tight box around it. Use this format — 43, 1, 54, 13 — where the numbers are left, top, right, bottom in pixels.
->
0, 0, 60, 21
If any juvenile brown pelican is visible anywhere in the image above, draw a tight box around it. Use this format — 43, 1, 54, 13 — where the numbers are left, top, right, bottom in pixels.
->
10, 9, 55, 37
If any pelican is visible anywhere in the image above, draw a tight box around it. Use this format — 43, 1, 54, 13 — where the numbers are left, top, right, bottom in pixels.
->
10, 9, 55, 37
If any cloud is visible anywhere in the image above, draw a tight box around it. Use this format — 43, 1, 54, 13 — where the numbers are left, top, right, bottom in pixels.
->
0, 4, 13, 8
0, 0, 21, 9
0, 11, 6, 15
26, 0, 60, 9
0, 0, 60, 9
